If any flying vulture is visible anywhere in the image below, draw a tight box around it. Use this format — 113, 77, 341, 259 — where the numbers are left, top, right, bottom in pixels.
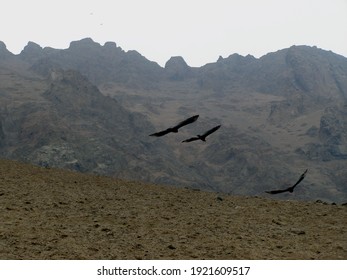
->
149, 115, 199, 137
182, 125, 221, 143
265, 169, 308, 194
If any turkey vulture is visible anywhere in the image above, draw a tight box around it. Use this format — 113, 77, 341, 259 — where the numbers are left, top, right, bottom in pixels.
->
182, 125, 221, 143
265, 169, 308, 194
149, 115, 199, 137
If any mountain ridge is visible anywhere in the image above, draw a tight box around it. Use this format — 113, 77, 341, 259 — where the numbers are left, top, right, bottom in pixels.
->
0, 38, 346, 203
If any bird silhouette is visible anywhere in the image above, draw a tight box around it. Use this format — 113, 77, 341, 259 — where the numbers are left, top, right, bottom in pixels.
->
265, 169, 308, 194
182, 125, 221, 143
149, 115, 199, 137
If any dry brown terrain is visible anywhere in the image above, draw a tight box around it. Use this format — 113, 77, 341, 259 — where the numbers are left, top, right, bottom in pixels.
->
0, 159, 346, 260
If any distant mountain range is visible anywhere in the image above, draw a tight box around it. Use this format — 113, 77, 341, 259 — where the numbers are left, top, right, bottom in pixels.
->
0, 38, 346, 203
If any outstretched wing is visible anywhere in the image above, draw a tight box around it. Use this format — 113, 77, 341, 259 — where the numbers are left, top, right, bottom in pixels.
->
265, 169, 308, 195
149, 128, 173, 137
172, 115, 199, 131
201, 125, 221, 138
150, 115, 199, 137
265, 189, 290, 194
181, 136, 200, 143
290, 169, 308, 189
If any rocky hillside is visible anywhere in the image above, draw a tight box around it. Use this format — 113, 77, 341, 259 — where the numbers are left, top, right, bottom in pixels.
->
0, 159, 346, 259
0, 38, 346, 203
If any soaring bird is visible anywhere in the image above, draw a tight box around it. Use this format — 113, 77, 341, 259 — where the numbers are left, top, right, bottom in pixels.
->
149, 115, 199, 137
182, 125, 221, 143
265, 169, 308, 194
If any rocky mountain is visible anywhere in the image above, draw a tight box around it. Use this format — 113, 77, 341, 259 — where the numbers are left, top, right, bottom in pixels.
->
21, 38, 164, 87
0, 38, 346, 203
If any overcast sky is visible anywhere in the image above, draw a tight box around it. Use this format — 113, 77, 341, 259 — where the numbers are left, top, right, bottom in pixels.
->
1, 0, 346, 67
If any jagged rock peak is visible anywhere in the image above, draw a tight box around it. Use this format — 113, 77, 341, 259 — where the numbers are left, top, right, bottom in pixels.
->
216, 53, 256, 66
101, 41, 124, 56
19, 41, 51, 63
0, 41, 12, 56
165, 56, 190, 80
126, 50, 143, 58
0, 41, 7, 50
69, 37, 101, 49
20, 41, 43, 56
24, 41, 42, 51
103, 41, 117, 48
217, 55, 224, 62
165, 56, 189, 69
0, 41, 14, 58
289, 44, 319, 51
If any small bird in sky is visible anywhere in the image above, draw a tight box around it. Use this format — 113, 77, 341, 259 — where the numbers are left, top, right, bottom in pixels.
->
265, 169, 308, 194
181, 125, 221, 143
149, 115, 199, 137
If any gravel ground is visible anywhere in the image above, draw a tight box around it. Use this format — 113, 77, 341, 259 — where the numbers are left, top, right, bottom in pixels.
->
0, 159, 346, 259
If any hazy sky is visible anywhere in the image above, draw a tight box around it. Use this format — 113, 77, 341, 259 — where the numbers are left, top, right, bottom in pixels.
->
1, 0, 346, 66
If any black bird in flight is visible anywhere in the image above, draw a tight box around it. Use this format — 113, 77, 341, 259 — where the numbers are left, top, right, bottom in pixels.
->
182, 125, 221, 143
149, 115, 199, 137
265, 169, 308, 194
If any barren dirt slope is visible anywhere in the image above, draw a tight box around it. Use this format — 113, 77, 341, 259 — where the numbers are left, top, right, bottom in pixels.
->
0, 159, 346, 259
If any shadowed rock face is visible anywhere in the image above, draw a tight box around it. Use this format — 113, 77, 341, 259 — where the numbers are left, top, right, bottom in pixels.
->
165, 56, 191, 81
0, 39, 347, 202
268, 93, 305, 123
0, 41, 12, 58
296, 105, 347, 162
319, 106, 346, 145
318, 106, 347, 160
